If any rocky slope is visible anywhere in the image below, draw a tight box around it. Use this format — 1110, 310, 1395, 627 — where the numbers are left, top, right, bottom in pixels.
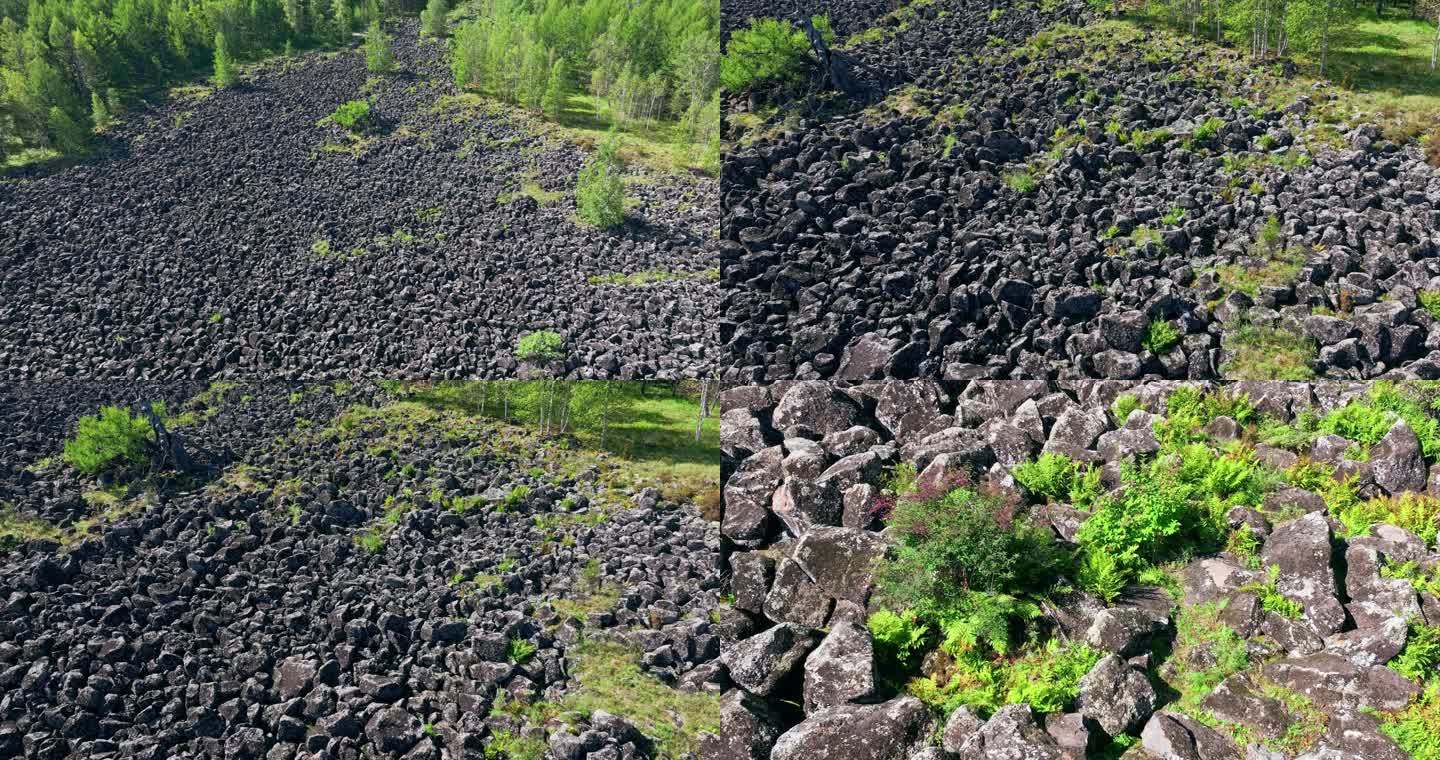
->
0, 21, 717, 381
716, 379, 1440, 759
0, 382, 722, 759
720, 0, 1440, 384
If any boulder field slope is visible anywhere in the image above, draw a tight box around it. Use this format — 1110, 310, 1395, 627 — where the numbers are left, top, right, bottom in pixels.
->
0, 382, 723, 759
0, 20, 717, 381
720, 0, 1440, 384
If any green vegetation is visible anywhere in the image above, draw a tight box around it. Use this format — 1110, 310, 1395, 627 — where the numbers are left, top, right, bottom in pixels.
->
1241, 565, 1303, 619
364, 20, 396, 73
0, 0, 378, 162
1334, 492, 1440, 543
1142, 319, 1181, 354
63, 405, 154, 475
1316, 382, 1440, 463
720, 16, 822, 93
447, 0, 718, 172
1002, 168, 1037, 193
586, 268, 718, 286
1114, 4, 1440, 147
1419, 290, 1440, 320
507, 637, 538, 663
514, 330, 564, 365
1382, 680, 1440, 759
1112, 393, 1142, 425
214, 31, 237, 88
421, 0, 448, 37
553, 640, 719, 757
575, 130, 626, 227
326, 100, 372, 131
905, 638, 1102, 717
1221, 323, 1317, 380
1167, 600, 1250, 714
1392, 622, 1440, 682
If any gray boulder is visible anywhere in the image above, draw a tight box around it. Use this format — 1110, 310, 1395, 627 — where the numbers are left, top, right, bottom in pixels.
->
1260, 513, 1346, 636
770, 696, 929, 760
803, 621, 876, 713
1369, 419, 1427, 495
1077, 655, 1156, 735
724, 624, 819, 696
1139, 711, 1239, 760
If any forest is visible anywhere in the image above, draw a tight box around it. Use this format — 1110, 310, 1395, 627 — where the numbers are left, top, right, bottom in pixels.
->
0, 0, 720, 171
0, 0, 409, 163
444, 0, 720, 172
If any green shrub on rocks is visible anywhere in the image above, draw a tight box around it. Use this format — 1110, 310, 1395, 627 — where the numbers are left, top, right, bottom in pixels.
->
63, 405, 154, 475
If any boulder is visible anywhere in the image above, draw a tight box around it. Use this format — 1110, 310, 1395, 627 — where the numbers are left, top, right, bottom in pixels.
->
1139, 711, 1239, 760
774, 381, 862, 437
1369, 419, 1427, 495
803, 621, 876, 713
1077, 655, 1156, 735
724, 624, 819, 696
793, 526, 889, 606
770, 696, 929, 760
1260, 513, 1346, 636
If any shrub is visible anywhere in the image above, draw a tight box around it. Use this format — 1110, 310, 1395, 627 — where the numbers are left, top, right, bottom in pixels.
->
421, 0, 448, 37
364, 20, 396, 73
908, 639, 1101, 717
327, 100, 371, 131
1320, 383, 1440, 461
47, 107, 91, 155
1191, 115, 1225, 144
1335, 492, 1440, 544
1012, 452, 1081, 503
1077, 548, 1126, 604
507, 637, 537, 663
1003, 169, 1037, 193
1142, 319, 1181, 354
514, 331, 563, 365
1076, 461, 1224, 580
1420, 290, 1440, 320
879, 484, 1066, 613
868, 609, 929, 673
63, 405, 153, 475
719, 17, 811, 92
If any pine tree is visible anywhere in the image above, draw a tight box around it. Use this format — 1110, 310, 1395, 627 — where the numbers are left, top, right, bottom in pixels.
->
47, 106, 89, 154
541, 56, 566, 119
214, 31, 236, 87
282, 0, 305, 38
90, 91, 110, 129
575, 130, 625, 228
421, 0, 447, 37
332, 0, 352, 43
364, 20, 395, 73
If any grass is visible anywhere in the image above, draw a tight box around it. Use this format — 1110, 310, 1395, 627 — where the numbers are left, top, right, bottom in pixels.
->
1003, 169, 1038, 193
550, 583, 622, 622
1221, 323, 1317, 380
0, 505, 65, 552
380, 381, 719, 508
497, 180, 563, 205
554, 640, 720, 757
586, 268, 719, 287
1110, 9, 1440, 142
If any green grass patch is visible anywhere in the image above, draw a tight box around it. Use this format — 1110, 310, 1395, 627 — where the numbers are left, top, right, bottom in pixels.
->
555, 640, 720, 757
586, 268, 719, 286
1221, 324, 1317, 380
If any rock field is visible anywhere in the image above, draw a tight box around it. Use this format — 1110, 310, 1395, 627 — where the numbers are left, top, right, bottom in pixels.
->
720, 0, 1440, 383
0, 382, 723, 759
717, 379, 1440, 759
0, 22, 717, 381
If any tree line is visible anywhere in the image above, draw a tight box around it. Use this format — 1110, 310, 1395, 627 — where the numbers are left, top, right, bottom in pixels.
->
1132, 0, 1439, 73
0, 0, 388, 162
445, 0, 719, 160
